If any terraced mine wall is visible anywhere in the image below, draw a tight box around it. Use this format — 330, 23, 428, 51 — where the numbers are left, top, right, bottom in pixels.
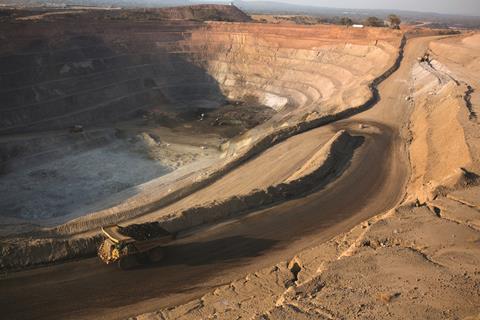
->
0, 21, 224, 134
0, 21, 401, 132
1, 23, 405, 230
0, 20, 400, 172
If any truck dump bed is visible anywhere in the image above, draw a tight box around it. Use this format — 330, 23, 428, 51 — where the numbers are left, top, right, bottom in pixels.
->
102, 223, 172, 246
102, 225, 134, 244
118, 222, 171, 241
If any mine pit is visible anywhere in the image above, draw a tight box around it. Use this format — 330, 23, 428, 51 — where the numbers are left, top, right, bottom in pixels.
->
0, 9, 400, 232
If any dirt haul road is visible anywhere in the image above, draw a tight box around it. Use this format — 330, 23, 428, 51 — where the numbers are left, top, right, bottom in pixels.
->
0, 36, 435, 320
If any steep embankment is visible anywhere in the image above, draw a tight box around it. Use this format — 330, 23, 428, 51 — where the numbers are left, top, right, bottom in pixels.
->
194, 23, 401, 154
408, 34, 480, 202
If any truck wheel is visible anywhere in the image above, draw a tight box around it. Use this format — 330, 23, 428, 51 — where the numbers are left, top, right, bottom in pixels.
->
118, 255, 138, 270
148, 247, 164, 262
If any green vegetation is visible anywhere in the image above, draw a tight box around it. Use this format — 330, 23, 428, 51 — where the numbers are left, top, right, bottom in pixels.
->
364, 16, 384, 27
387, 14, 401, 29
339, 17, 353, 26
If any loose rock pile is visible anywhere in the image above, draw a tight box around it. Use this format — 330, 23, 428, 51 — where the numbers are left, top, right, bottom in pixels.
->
118, 222, 170, 241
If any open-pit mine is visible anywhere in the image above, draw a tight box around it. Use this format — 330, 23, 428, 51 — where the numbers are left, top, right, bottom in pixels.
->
0, 4, 479, 320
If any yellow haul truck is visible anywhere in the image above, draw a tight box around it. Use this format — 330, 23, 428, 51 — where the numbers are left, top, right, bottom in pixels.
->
98, 223, 174, 270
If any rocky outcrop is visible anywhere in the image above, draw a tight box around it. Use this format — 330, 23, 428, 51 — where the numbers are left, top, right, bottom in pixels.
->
408, 36, 480, 203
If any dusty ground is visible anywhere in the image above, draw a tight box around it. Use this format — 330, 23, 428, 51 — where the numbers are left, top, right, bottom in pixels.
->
0, 116, 229, 231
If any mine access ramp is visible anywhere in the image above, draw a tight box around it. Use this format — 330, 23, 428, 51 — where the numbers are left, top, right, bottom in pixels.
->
98, 222, 174, 270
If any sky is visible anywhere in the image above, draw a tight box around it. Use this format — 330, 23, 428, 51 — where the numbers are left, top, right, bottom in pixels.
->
243, 0, 480, 16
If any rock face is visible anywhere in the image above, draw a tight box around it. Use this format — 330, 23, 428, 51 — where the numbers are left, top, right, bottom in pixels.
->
194, 23, 398, 110
408, 34, 480, 202
0, 18, 400, 134
0, 20, 222, 133
0, 7, 257, 227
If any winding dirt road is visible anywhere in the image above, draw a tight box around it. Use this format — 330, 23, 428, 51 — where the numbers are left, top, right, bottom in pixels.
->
0, 36, 434, 320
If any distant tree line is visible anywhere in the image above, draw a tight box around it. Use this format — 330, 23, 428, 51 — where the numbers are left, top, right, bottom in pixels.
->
387, 14, 401, 28
364, 16, 384, 27
338, 14, 401, 28
339, 17, 353, 26
254, 13, 402, 29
